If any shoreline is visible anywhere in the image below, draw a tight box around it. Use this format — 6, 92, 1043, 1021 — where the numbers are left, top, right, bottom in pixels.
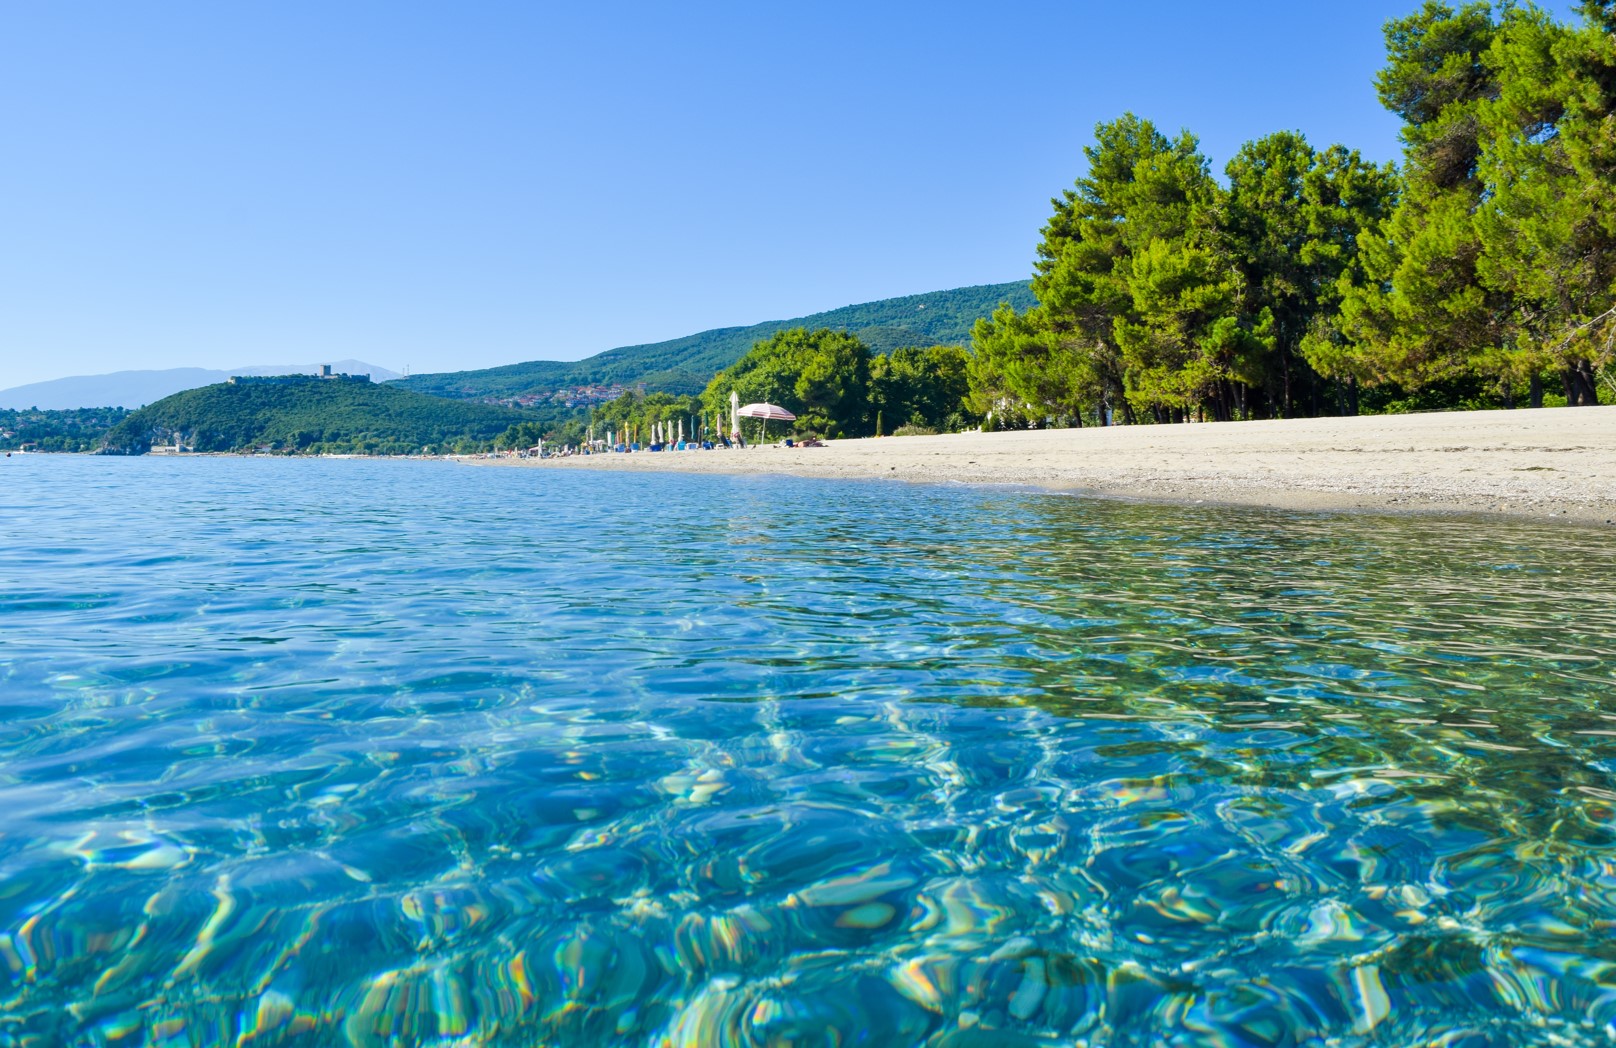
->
471, 405, 1616, 526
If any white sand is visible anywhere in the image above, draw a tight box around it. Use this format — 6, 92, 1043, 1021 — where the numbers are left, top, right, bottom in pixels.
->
475, 405, 1616, 525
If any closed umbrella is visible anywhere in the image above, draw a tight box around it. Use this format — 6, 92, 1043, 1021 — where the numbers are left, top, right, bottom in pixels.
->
736, 402, 796, 445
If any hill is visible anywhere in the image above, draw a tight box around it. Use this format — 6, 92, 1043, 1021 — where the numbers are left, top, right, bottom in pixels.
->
395, 281, 1034, 402
0, 359, 401, 411
101, 375, 532, 455
1, 407, 131, 452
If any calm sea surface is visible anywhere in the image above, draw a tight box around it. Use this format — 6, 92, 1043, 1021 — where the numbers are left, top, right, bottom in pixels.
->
3, 455, 1616, 1047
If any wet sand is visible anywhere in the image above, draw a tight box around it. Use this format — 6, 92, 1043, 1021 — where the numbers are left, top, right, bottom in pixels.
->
475, 406, 1616, 525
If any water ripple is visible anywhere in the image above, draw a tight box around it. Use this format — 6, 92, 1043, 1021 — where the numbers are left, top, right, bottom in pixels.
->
1, 455, 1615, 1045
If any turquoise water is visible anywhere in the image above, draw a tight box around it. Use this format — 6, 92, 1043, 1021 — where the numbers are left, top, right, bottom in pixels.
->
3, 456, 1616, 1047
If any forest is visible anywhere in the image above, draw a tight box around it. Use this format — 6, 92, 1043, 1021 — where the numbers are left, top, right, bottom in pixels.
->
970, 0, 1616, 428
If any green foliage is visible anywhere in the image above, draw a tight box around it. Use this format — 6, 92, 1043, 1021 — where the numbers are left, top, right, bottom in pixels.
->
976, 112, 1292, 423
101, 378, 535, 455
970, 304, 1100, 426
0, 407, 130, 451
493, 421, 548, 451
588, 390, 706, 444
395, 282, 1035, 402
701, 328, 872, 438
975, 1, 1614, 422
1472, 3, 1616, 401
1227, 134, 1397, 414
1335, 1, 1615, 404
702, 332, 977, 439
1336, 2, 1511, 392
870, 345, 974, 432
1115, 239, 1256, 418
970, 115, 1178, 428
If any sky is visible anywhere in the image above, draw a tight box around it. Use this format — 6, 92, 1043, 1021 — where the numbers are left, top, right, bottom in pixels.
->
0, 1, 1580, 390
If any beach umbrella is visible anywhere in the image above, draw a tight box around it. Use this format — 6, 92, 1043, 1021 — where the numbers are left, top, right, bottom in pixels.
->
736, 402, 796, 444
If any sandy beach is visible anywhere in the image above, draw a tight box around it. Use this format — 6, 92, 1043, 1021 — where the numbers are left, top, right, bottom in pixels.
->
477, 405, 1616, 525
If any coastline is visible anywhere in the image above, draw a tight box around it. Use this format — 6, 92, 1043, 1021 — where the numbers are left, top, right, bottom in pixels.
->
471, 405, 1616, 526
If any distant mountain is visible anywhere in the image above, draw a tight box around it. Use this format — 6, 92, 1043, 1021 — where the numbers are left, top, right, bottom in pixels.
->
395, 281, 1035, 401
0, 360, 401, 410
102, 375, 529, 455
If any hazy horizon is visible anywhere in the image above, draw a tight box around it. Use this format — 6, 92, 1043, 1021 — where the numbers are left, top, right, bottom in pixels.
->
1, 0, 1577, 390
0, 278, 1025, 391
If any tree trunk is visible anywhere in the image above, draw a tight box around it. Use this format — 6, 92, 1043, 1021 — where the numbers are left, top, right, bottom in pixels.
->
1347, 376, 1360, 417
1529, 372, 1544, 408
1502, 380, 1515, 409
1564, 367, 1583, 406
1563, 363, 1600, 406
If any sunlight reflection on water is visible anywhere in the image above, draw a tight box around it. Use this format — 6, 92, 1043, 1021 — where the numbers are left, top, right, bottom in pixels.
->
1, 455, 1614, 1046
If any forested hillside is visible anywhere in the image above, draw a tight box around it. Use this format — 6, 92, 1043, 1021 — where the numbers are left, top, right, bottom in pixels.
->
0, 360, 400, 411
397, 282, 1034, 401
101, 377, 536, 455
1, 407, 131, 452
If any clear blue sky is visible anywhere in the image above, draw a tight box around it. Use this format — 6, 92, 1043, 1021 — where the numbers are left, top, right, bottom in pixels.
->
0, 1, 1578, 389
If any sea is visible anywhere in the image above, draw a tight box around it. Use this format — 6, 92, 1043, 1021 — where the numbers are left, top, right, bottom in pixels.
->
3, 454, 1615, 1047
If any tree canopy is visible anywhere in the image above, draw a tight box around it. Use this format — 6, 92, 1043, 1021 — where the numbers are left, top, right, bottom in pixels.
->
700, 328, 873, 438
974, 0, 1616, 424
697, 329, 982, 439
